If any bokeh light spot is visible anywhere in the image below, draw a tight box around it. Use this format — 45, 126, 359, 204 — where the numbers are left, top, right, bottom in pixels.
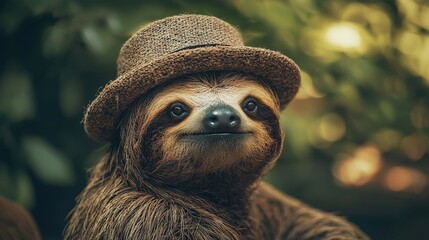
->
318, 113, 346, 142
400, 134, 428, 161
384, 167, 427, 193
325, 23, 362, 49
295, 71, 325, 100
410, 104, 429, 129
372, 129, 402, 152
333, 145, 382, 186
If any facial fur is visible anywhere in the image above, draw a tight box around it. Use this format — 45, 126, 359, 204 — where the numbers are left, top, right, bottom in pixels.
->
119, 72, 283, 184
66, 71, 369, 240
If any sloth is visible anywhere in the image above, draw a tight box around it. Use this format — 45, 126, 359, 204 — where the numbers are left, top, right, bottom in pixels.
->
64, 71, 368, 240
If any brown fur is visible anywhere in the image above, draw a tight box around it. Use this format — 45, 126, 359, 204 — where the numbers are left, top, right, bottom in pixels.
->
0, 197, 41, 240
65, 72, 369, 239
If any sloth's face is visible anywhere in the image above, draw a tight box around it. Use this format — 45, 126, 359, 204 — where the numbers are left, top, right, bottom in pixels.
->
123, 72, 282, 177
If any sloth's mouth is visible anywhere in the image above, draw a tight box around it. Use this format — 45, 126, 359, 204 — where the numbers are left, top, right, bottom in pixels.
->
186, 132, 253, 136
180, 132, 253, 141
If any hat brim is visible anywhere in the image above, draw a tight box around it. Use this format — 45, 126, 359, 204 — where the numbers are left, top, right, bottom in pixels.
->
84, 45, 301, 141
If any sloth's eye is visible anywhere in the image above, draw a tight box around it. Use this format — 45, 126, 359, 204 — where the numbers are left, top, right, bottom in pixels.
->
242, 97, 258, 115
172, 106, 184, 116
246, 101, 257, 112
169, 102, 189, 121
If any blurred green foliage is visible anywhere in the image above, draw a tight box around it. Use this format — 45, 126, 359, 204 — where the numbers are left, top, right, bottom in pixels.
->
0, 0, 428, 239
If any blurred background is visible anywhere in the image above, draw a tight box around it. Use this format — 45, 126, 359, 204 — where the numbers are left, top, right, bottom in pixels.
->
0, 0, 428, 239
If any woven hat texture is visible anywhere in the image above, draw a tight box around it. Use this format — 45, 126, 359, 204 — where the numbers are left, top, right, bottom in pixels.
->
84, 14, 301, 141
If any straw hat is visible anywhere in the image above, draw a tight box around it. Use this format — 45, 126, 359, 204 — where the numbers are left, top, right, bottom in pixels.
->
84, 14, 301, 141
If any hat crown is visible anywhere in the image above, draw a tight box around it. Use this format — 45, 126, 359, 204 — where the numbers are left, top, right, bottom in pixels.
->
117, 15, 244, 76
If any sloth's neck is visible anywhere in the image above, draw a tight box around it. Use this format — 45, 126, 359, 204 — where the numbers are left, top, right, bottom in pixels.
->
187, 170, 261, 205
144, 162, 270, 209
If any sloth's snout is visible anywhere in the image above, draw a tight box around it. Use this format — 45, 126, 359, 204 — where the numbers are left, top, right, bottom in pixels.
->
203, 106, 241, 133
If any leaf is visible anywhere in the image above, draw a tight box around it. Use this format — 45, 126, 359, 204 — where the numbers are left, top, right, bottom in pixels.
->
59, 77, 84, 117
0, 163, 34, 208
16, 171, 35, 209
0, 69, 36, 122
43, 23, 73, 57
23, 136, 75, 185
0, 162, 14, 197
0, 1, 31, 34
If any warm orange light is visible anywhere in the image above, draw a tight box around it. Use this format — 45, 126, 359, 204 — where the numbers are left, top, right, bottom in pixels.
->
384, 167, 427, 193
333, 145, 382, 186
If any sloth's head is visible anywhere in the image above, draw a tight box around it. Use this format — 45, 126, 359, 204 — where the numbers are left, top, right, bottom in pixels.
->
117, 72, 283, 184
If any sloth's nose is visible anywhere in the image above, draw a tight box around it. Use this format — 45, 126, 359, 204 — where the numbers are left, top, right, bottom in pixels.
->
203, 106, 241, 132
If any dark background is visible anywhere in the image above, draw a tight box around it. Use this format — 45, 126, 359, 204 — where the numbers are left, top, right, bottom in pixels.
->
1, 0, 429, 239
